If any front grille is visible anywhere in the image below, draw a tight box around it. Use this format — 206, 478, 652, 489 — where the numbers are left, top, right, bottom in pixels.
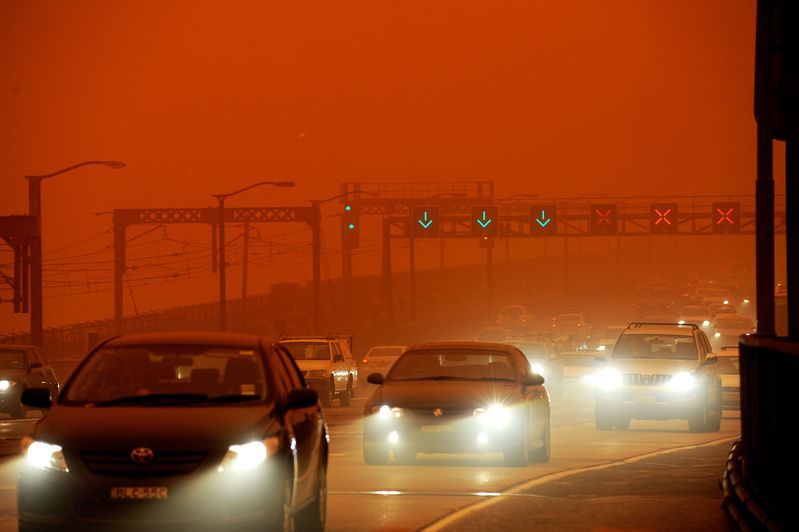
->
404, 407, 474, 419
81, 450, 207, 477
623, 373, 671, 386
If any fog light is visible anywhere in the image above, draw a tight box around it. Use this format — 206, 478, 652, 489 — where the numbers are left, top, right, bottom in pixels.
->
477, 432, 489, 446
388, 431, 399, 444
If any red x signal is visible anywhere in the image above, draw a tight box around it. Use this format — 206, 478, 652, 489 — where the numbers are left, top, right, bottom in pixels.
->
650, 203, 678, 234
594, 209, 613, 225
715, 207, 735, 225
590, 204, 618, 234
654, 208, 672, 225
711, 202, 740, 234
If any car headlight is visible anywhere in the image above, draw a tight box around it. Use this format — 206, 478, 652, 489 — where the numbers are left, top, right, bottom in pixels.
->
473, 405, 511, 429
372, 404, 403, 419
217, 437, 279, 472
702, 320, 710, 327
306, 370, 328, 378
678, 320, 685, 325
0, 380, 15, 392
596, 345, 606, 351
595, 368, 623, 391
668, 372, 696, 392
531, 362, 545, 374
22, 438, 69, 473
714, 332, 721, 338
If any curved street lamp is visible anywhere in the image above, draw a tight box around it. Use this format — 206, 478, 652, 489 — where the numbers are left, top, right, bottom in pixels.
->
25, 160, 127, 347
212, 180, 295, 332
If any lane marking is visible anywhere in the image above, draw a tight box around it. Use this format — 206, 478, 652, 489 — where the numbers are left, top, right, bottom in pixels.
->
422, 435, 739, 531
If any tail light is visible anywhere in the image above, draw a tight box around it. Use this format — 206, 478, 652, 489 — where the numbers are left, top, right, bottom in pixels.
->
362, 358, 368, 364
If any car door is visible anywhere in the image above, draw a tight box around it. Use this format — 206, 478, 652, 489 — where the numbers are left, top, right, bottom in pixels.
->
271, 344, 323, 507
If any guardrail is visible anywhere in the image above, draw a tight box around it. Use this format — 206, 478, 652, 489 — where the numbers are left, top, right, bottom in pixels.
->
735, 335, 799, 530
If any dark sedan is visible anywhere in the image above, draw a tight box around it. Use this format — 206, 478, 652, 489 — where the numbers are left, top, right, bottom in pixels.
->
363, 342, 550, 467
17, 332, 328, 531
0, 345, 59, 419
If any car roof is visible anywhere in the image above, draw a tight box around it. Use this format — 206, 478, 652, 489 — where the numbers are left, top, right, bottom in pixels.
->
405, 341, 521, 354
103, 332, 268, 349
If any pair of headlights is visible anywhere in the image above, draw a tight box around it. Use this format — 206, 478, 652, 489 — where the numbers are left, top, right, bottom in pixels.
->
21, 436, 280, 474
593, 369, 697, 392
371, 404, 512, 429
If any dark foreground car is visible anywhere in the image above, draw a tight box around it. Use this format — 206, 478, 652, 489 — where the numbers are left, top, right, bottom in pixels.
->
0, 345, 59, 419
18, 332, 328, 532
363, 342, 550, 467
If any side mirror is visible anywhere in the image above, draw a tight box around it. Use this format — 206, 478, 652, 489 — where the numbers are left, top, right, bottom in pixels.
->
523, 374, 545, 387
28, 361, 43, 371
21, 387, 52, 409
367, 373, 384, 385
333, 354, 344, 362
287, 388, 319, 409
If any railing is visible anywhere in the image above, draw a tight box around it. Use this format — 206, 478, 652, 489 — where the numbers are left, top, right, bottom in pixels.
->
737, 335, 799, 529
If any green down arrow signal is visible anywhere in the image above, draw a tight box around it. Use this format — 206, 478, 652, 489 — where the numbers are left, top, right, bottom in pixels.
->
418, 211, 433, 229
536, 210, 551, 228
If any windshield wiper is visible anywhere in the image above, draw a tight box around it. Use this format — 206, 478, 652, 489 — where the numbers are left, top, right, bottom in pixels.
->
93, 393, 209, 406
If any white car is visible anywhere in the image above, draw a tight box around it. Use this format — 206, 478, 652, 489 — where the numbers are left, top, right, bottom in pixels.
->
677, 305, 713, 329
279, 336, 359, 407
591, 322, 722, 432
708, 347, 740, 410
360, 345, 406, 377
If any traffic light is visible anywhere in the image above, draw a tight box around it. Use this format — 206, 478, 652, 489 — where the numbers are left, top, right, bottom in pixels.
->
471, 205, 498, 237
590, 204, 618, 235
712, 202, 740, 234
341, 203, 360, 248
530, 205, 557, 236
411, 206, 440, 238
650, 203, 678, 235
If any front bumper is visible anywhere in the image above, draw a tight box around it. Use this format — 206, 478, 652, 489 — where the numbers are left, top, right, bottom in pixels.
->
363, 414, 523, 454
18, 459, 285, 530
595, 386, 704, 419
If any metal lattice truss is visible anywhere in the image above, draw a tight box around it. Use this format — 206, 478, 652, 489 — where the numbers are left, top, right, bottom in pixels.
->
113, 207, 316, 226
0, 216, 38, 312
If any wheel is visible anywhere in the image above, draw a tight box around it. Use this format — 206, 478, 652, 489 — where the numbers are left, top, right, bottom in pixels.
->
503, 429, 528, 467
363, 443, 389, 465
295, 464, 326, 532
319, 382, 333, 408
529, 420, 551, 463
704, 388, 722, 432
595, 405, 614, 431
394, 447, 417, 465
688, 406, 706, 433
339, 378, 353, 407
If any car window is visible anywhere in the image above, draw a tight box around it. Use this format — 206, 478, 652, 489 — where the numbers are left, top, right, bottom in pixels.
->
612, 334, 698, 360
0, 349, 25, 370
388, 350, 517, 382
282, 342, 331, 360
333, 343, 343, 357
64, 345, 269, 405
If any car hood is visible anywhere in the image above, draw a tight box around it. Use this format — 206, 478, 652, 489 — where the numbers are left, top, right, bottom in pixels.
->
368, 380, 521, 410
295, 359, 331, 371
33, 404, 277, 447
606, 358, 699, 374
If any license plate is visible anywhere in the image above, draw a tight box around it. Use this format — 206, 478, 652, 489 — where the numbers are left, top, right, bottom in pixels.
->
111, 487, 168, 500
420, 425, 453, 433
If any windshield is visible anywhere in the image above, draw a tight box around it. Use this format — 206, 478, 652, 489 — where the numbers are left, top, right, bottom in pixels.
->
715, 356, 739, 375
366, 346, 404, 357
64, 345, 269, 405
475, 329, 508, 342
612, 334, 698, 360
715, 317, 753, 329
388, 350, 517, 382
281, 342, 331, 360
0, 349, 24, 370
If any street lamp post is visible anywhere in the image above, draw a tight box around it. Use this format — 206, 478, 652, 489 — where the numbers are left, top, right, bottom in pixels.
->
213, 181, 294, 332
25, 160, 126, 347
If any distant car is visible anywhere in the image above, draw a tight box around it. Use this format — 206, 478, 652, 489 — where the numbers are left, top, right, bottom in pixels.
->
360, 345, 406, 377
591, 322, 722, 432
710, 315, 755, 349
363, 342, 551, 467
17, 332, 328, 531
495, 305, 536, 328
280, 336, 358, 407
709, 347, 740, 410
506, 339, 563, 397
697, 288, 733, 306
677, 305, 713, 329
0, 345, 60, 419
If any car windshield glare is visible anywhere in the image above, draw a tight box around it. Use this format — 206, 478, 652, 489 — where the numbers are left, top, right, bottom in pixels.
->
281, 342, 330, 360
0, 349, 25, 369
64, 345, 269, 405
612, 335, 697, 360
388, 350, 517, 382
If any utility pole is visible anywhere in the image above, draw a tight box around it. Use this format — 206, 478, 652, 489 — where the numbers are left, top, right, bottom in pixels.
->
382, 217, 393, 327
241, 222, 250, 320
409, 231, 416, 321
311, 204, 321, 334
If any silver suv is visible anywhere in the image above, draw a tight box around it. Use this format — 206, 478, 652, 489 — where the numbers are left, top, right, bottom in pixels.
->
279, 336, 359, 407
592, 322, 722, 432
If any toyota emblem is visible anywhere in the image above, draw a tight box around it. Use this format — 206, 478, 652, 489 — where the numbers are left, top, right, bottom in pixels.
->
130, 447, 155, 465
433, 408, 443, 417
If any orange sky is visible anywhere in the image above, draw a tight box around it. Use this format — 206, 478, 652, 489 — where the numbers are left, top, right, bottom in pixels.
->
0, 0, 766, 332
